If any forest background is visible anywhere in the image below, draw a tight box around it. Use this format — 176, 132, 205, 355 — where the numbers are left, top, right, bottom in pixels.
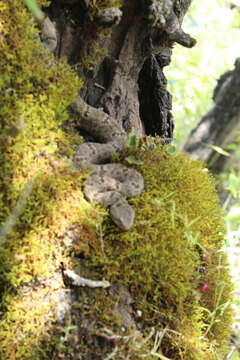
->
168, 1, 240, 358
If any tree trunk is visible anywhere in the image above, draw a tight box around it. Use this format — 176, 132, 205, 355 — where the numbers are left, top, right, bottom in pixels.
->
46, 0, 195, 141
183, 58, 240, 173
3, 2, 234, 360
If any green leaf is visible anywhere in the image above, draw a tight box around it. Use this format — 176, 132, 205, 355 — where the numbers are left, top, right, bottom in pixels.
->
125, 156, 143, 165
225, 143, 238, 151
165, 144, 177, 155
226, 206, 240, 221
126, 132, 137, 148
22, 0, 45, 23
226, 173, 240, 198
203, 143, 230, 156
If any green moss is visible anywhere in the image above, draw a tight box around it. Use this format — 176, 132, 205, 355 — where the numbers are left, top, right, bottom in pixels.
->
80, 37, 108, 71
0, 1, 232, 359
37, 0, 51, 7
0, 167, 103, 359
0, 2, 98, 359
88, 0, 121, 13
87, 146, 233, 359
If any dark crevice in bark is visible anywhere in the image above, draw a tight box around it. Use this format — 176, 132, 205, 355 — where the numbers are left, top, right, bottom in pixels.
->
138, 53, 174, 142
81, 58, 114, 108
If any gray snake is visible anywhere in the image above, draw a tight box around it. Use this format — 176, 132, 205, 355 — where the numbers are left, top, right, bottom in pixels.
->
71, 97, 144, 231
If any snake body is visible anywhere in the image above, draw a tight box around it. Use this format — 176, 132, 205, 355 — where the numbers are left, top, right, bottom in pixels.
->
38, 0, 196, 230
38, 15, 144, 230
71, 97, 144, 231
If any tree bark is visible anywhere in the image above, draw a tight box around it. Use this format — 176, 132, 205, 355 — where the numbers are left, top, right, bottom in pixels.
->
46, 0, 195, 141
183, 58, 240, 173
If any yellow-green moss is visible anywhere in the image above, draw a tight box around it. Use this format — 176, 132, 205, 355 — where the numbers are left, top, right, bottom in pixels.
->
88, 146, 233, 359
88, 0, 121, 13
0, 1, 232, 359
80, 37, 108, 71
0, 166, 103, 359
0, 0, 82, 202
0, 2, 99, 359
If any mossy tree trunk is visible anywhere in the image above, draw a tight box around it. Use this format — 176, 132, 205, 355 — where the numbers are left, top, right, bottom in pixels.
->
1, 1, 233, 360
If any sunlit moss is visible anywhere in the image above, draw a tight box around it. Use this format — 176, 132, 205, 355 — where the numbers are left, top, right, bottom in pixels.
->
0, 166, 103, 359
0, 1, 92, 359
0, 1, 233, 359
88, 146, 233, 359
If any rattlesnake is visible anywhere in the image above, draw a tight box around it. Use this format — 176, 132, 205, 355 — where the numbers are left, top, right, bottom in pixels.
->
38, 1, 196, 230
70, 97, 144, 231
38, 13, 144, 230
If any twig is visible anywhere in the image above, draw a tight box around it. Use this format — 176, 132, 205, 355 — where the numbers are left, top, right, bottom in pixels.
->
103, 346, 119, 360
61, 265, 110, 288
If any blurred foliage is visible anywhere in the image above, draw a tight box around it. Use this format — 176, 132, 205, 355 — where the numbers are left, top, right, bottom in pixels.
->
166, 1, 240, 357
166, 0, 240, 146
220, 141, 240, 359
22, 0, 45, 22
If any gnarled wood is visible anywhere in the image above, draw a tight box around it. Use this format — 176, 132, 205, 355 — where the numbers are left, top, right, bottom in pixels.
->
44, 0, 195, 138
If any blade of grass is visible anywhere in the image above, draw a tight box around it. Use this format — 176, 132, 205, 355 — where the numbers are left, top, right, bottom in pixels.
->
22, 0, 45, 23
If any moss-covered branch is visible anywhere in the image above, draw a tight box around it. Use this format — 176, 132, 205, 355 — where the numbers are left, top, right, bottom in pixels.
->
0, 1, 233, 359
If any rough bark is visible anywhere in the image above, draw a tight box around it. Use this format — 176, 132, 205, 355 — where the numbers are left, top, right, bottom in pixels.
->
45, 0, 195, 139
183, 58, 240, 173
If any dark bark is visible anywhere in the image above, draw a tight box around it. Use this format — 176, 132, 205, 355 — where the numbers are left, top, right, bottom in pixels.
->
45, 0, 195, 140
138, 52, 174, 142
184, 58, 240, 173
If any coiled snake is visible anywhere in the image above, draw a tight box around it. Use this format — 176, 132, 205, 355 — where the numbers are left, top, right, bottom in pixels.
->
70, 97, 144, 231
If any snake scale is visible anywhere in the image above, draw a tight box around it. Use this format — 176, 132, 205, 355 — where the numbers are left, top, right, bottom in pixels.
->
70, 97, 144, 231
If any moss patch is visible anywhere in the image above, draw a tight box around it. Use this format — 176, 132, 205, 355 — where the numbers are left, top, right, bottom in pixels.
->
0, 2, 100, 359
86, 146, 233, 359
0, 1, 232, 359
88, 0, 121, 13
